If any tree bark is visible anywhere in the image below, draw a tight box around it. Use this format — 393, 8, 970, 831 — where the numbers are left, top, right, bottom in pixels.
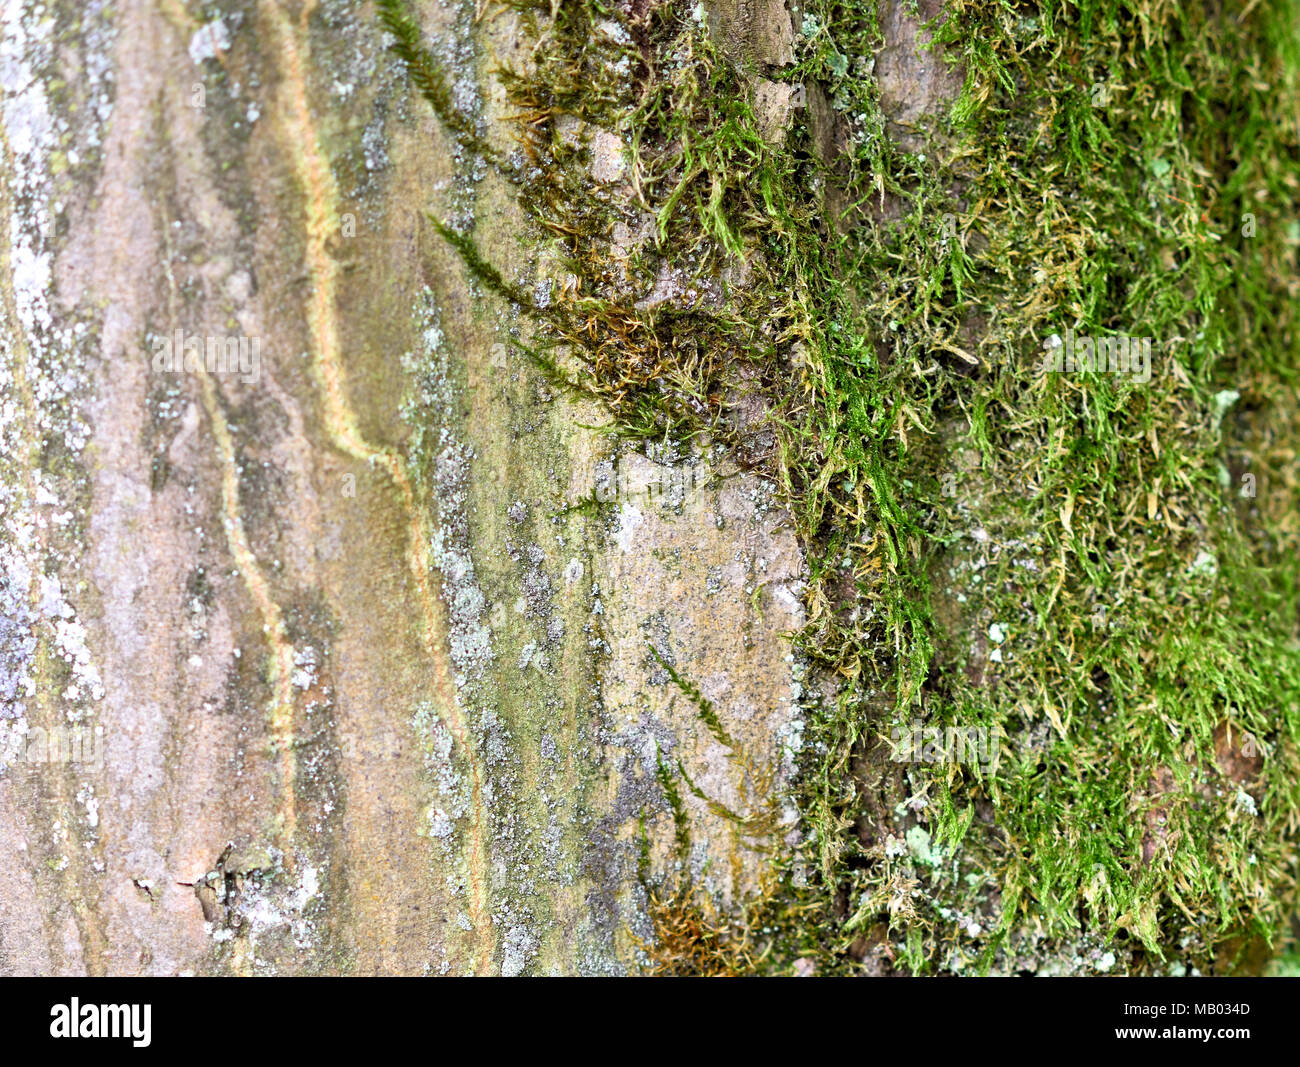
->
0, 0, 817, 974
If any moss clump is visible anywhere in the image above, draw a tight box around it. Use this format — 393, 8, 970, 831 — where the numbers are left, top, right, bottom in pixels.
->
637, 879, 770, 975
381, 0, 1300, 974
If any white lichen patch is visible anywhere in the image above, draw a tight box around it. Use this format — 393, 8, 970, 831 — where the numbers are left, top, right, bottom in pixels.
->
402, 290, 494, 685
187, 18, 231, 66
0, 0, 110, 769
500, 923, 539, 977
208, 851, 323, 959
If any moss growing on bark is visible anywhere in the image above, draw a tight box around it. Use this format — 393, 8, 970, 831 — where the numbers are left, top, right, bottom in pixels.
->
380, 0, 1300, 974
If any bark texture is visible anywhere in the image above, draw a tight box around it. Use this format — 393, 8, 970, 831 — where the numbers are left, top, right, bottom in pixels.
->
0, 0, 819, 974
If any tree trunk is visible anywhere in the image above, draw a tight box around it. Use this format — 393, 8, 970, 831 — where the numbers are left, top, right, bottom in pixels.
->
7, 0, 1297, 978
0, 0, 814, 975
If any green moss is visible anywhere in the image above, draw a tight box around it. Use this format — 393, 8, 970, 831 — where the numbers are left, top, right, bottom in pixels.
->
381, 0, 1300, 974
650, 642, 737, 750
655, 749, 694, 866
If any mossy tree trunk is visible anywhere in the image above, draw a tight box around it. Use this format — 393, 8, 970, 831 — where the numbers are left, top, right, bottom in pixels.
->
6, 0, 1297, 978
0, 0, 818, 975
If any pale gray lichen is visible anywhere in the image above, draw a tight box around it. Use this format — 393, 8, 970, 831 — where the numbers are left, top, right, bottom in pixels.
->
1, 0, 112, 774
